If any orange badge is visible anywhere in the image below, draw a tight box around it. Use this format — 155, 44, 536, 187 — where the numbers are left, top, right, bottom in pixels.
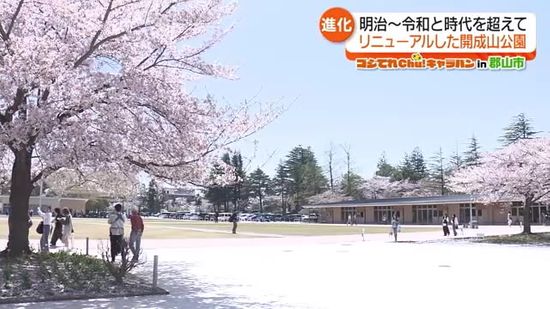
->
319, 7, 355, 43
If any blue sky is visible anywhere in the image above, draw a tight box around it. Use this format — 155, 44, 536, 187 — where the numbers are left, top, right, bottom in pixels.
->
192, 0, 548, 179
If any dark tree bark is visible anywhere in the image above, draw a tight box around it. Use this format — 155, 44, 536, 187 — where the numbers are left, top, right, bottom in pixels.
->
281, 193, 285, 215
327, 144, 334, 192
522, 196, 533, 234
3, 147, 34, 256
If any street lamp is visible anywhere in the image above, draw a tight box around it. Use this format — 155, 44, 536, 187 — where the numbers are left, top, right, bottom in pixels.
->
469, 195, 474, 228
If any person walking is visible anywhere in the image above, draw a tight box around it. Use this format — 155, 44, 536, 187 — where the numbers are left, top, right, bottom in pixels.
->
129, 207, 144, 261
391, 215, 400, 242
229, 211, 239, 234
108, 204, 126, 262
507, 211, 513, 227
346, 214, 352, 226
442, 214, 450, 236
60, 208, 74, 250
451, 214, 459, 236
36, 206, 53, 252
50, 208, 63, 247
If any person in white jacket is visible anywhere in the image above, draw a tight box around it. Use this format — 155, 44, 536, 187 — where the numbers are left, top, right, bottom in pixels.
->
36, 206, 53, 252
452, 214, 459, 236
108, 204, 126, 262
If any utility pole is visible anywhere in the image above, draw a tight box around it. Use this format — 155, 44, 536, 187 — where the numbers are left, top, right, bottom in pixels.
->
341, 144, 352, 196
39, 179, 43, 210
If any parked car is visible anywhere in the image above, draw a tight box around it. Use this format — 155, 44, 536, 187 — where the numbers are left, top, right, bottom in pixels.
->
217, 212, 232, 222
175, 212, 188, 219
283, 214, 302, 222
239, 213, 253, 221
158, 212, 176, 219
302, 213, 319, 223
251, 213, 273, 222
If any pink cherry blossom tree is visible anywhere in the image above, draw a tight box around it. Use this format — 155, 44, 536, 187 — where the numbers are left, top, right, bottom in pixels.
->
0, 0, 275, 255
360, 176, 438, 199
449, 138, 550, 234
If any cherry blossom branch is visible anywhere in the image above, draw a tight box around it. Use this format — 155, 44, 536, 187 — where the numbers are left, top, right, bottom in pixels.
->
88, 0, 115, 48
136, 47, 161, 68
75, 0, 184, 68
111, 0, 142, 12
74, 24, 153, 68
161, 2, 178, 14
0, 24, 7, 41
0, 88, 26, 125
31, 166, 61, 184
6, 0, 25, 39
125, 155, 204, 169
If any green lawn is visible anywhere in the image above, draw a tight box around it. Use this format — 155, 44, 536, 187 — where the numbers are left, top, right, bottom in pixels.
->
0, 216, 439, 239
0, 217, 242, 240
143, 219, 439, 236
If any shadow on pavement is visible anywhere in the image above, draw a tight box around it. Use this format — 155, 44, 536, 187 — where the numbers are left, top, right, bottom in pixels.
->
6, 262, 272, 309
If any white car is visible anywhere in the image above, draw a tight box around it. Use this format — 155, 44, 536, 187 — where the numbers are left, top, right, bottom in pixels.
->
239, 213, 252, 221
217, 212, 232, 221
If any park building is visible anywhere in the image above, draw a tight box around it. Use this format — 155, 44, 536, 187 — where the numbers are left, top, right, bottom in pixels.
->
0, 195, 89, 217
304, 194, 549, 225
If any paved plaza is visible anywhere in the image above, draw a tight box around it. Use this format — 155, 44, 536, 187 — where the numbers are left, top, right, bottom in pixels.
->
2, 225, 550, 309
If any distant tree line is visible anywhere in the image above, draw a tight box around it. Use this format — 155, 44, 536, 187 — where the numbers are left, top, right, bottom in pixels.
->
197, 112, 539, 212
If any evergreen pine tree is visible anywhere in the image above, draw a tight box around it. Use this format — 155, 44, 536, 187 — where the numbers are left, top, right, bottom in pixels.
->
247, 168, 271, 213
448, 145, 463, 171
410, 147, 427, 182
464, 135, 482, 166
285, 146, 328, 210
429, 147, 447, 195
500, 113, 539, 146
375, 152, 396, 178
273, 161, 292, 214
340, 172, 364, 199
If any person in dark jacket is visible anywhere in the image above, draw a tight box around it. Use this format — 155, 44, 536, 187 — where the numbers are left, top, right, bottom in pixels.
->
229, 211, 239, 234
50, 208, 63, 247
442, 214, 450, 236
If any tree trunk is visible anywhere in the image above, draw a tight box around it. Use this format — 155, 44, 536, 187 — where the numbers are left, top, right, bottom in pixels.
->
259, 193, 263, 213
522, 197, 532, 234
4, 148, 33, 256
328, 153, 334, 192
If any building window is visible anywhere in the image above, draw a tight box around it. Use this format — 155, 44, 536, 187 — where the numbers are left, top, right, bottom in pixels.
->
412, 205, 439, 224
459, 203, 480, 223
373, 206, 394, 223
341, 207, 356, 222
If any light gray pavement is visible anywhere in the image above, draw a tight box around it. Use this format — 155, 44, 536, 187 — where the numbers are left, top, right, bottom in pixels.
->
2, 224, 550, 309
